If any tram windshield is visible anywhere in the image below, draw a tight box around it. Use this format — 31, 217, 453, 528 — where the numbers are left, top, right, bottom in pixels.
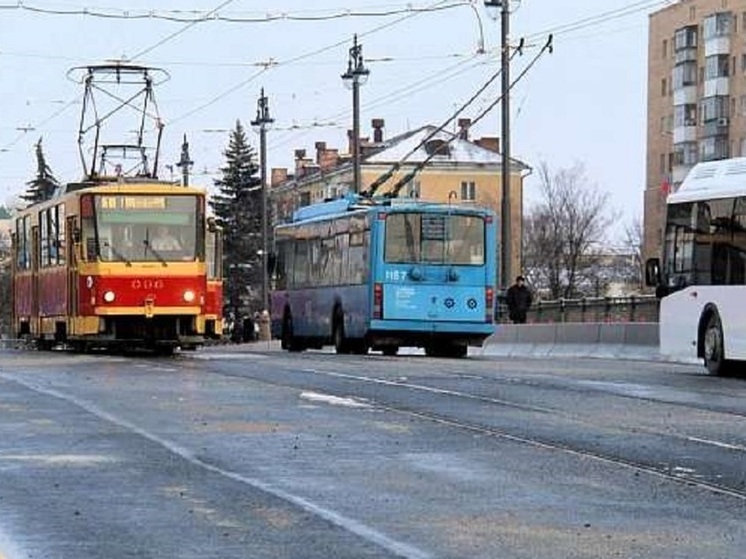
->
82, 194, 203, 263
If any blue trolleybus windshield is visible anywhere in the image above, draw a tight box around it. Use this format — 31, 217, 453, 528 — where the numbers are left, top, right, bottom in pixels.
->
384, 212, 485, 266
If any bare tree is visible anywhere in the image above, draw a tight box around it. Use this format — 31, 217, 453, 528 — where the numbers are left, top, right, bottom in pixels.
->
622, 216, 644, 291
523, 162, 618, 299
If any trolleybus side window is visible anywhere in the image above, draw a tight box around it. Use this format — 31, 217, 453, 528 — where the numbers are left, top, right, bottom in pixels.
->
733, 197, 746, 284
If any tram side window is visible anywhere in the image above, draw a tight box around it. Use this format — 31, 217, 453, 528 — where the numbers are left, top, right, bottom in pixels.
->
38, 205, 65, 267
15, 217, 31, 270
82, 216, 97, 261
40, 209, 49, 267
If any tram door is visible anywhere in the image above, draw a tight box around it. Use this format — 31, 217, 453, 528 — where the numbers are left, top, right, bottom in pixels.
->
30, 225, 40, 336
66, 216, 78, 333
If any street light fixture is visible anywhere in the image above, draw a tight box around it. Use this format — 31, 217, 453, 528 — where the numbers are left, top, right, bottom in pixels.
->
341, 34, 370, 194
251, 87, 274, 312
483, 0, 512, 294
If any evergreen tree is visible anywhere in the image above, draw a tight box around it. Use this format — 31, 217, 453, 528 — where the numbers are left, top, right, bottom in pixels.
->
209, 120, 262, 318
22, 138, 60, 205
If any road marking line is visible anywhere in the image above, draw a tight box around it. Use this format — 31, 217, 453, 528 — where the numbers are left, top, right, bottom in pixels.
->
0, 373, 432, 559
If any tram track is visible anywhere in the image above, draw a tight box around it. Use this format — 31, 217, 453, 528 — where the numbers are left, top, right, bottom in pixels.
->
184, 352, 746, 502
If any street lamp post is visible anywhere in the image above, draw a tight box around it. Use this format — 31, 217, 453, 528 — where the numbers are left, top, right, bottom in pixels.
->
485, 0, 512, 291
251, 88, 274, 312
175, 134, 193, 186
341, 34, 370, 194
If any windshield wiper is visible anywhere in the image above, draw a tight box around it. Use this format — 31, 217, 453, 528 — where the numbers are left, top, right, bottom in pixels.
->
102, 240, 131, 267
143, 239, 168, 267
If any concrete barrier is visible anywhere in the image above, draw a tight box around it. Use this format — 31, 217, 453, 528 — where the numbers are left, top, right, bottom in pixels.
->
480, 322, 661, 361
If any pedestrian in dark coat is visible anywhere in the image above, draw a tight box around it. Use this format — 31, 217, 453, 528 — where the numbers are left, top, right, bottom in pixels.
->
506, 275, 533, 324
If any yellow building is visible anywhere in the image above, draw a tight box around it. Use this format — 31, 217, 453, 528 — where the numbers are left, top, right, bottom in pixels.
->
270, 119, 531, 285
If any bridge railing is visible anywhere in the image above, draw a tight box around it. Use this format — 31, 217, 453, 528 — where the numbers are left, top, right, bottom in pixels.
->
496, 295, 659, 324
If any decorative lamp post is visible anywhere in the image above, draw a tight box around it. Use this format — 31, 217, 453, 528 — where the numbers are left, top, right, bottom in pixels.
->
341, 34, 370, 194
251, 88, 274, 312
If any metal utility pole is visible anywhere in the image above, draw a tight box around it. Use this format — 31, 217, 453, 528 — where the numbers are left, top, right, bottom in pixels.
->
342, 34, 370, 194
251, 88, 274, 312
500, 0, 512, 291
485, 1, 512, 291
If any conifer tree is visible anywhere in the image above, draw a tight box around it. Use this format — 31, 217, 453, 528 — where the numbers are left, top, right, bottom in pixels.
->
209, 120, 262, 317
22, 138, 60, 205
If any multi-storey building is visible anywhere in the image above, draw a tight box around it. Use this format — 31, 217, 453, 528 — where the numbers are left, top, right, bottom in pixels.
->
646, 0, 746, 260
270, 118, 531, 285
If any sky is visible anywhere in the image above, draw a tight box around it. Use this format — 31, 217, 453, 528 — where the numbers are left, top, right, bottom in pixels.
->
0, 0, 675, 243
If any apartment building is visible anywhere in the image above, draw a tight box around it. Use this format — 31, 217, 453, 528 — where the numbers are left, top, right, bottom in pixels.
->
646, 0, 746, 260
270, 119, 531, 282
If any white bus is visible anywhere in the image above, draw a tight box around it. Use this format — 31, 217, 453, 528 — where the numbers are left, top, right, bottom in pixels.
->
647, 157, 746, 376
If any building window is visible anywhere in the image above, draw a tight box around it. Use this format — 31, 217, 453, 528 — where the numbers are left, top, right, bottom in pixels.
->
661, 78, 667, 97
673, 60, 697, 88
460, 181, 476, 201
690, 6, 696, 21
662, 39, 668, 58
407, 180, 421, 199
705, 54, 730, 79
740, 137, 746, 156
674, 26, 698, 50
674, 141, 698, 166
660, 153, 666, 174
703, 12, 732, 40
699, 137, 729, 161
700, 95, 729, 122
674, 104, 697, 127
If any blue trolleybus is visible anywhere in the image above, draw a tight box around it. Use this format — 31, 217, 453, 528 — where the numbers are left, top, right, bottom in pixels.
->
270, 194, 497, 357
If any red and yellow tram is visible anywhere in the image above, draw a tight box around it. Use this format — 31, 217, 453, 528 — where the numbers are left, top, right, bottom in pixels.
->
11, 179, 223, 353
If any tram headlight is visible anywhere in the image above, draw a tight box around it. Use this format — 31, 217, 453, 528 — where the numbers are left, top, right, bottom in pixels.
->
103, 290, 116, 303
183, 290, 196, 303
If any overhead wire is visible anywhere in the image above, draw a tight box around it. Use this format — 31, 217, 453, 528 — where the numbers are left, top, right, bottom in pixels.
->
267, 54, 485, 152
0, 1, 472, 23
386, 35, 553, 198
129, 0, 241, 61
365, 45, 523, 197
1, 0, 667, 186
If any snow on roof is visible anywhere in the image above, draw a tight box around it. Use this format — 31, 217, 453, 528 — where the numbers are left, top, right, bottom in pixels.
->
365, 125, 526, 168
670, 157, 746, 204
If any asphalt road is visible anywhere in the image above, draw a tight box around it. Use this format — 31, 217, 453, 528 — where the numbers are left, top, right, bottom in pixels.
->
0, 345, 744, 558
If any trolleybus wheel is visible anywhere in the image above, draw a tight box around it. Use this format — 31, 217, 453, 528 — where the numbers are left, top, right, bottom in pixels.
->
333, 314, 350, 354
703, 312, 735, 376
381, 345, 399, 356
282, 312, 303, 352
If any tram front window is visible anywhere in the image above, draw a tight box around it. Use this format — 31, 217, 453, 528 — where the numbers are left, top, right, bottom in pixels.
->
92, 194, 201, 262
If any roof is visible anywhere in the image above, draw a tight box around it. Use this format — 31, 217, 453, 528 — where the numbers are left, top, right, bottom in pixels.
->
669, 157, 746, 204
364, 125, 529, 170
